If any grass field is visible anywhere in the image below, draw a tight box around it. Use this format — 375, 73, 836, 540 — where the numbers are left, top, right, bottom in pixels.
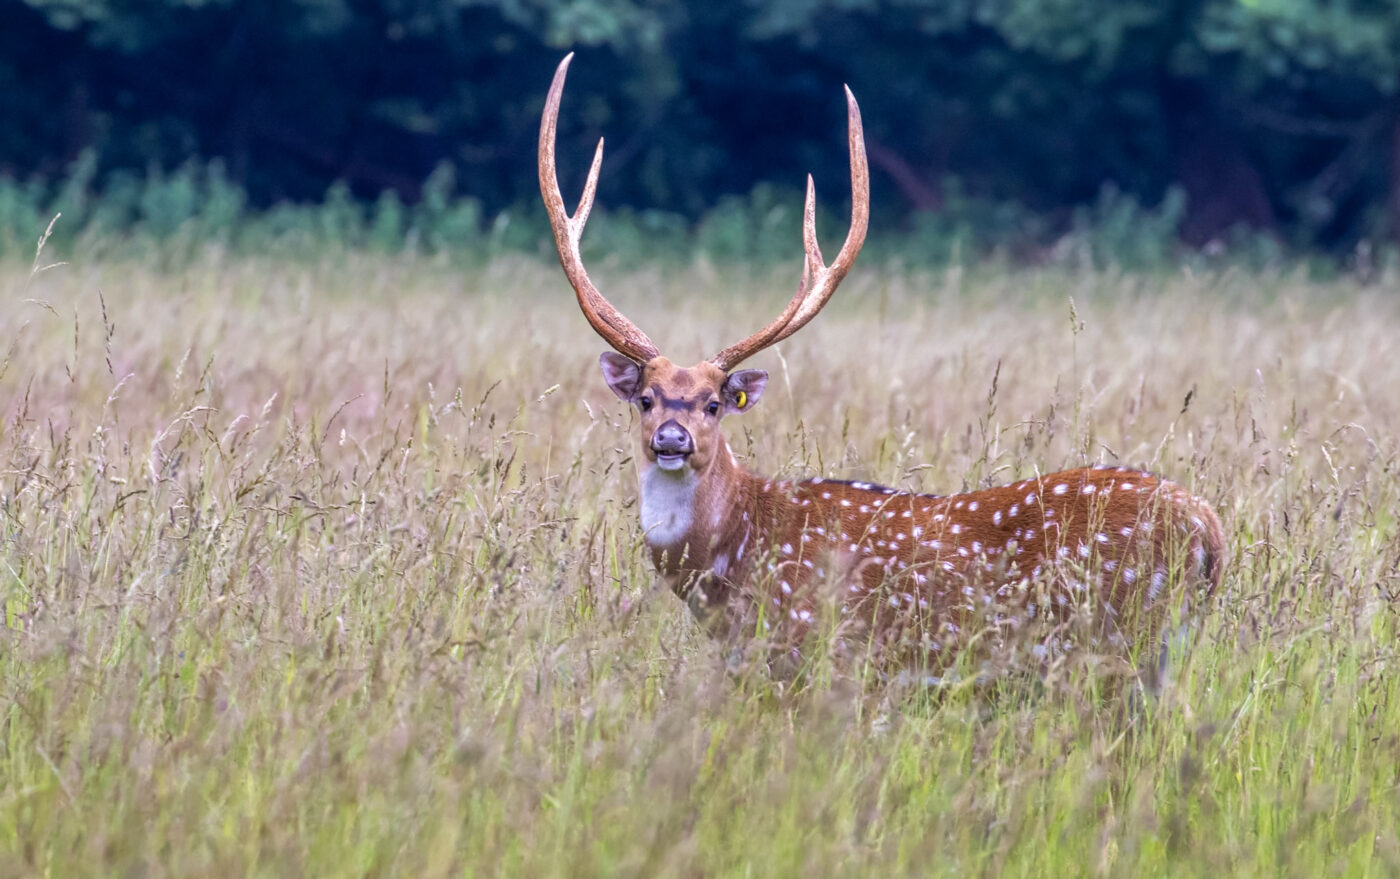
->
2, 247, 1399, 876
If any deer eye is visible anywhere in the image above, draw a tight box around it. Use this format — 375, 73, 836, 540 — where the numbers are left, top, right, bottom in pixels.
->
706, 401, 720, 416
639, 395, 653, 412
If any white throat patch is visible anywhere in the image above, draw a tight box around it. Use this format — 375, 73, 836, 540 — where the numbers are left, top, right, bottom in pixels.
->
639, 465, 697, 548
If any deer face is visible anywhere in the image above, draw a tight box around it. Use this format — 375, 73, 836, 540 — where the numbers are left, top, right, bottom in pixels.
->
600, 354, 767, 474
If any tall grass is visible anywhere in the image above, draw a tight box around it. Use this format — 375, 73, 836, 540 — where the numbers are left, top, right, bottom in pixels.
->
1, 248, 1398, 876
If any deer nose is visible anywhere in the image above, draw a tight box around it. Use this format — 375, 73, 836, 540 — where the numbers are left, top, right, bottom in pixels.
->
651, 420, 694, 456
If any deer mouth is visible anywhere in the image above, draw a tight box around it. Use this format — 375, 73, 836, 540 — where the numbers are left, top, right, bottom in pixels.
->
653, 449, 692, 471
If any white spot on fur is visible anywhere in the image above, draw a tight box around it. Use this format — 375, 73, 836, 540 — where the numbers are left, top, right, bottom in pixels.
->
713, 553, 730, 577
1053, 483, 1068, 495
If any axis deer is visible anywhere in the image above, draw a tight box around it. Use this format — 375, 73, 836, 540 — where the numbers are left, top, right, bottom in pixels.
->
540, 55, 1225, 680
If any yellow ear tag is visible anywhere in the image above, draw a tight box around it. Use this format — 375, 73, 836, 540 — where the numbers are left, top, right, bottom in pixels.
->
736, 390, 747, 409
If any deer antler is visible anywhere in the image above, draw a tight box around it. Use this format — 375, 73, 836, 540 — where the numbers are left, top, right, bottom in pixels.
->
710, 86, 869, 372
540, 53, 660, 365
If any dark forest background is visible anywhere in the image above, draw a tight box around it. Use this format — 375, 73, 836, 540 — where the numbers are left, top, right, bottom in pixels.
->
4, 0, 1400, 262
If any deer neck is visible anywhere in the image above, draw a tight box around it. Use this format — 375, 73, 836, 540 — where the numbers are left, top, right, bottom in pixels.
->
638, 436, 754, 575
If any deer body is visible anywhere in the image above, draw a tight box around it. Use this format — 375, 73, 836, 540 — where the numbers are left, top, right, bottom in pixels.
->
540, 55, 1225, 675
653, 459, 1222, 664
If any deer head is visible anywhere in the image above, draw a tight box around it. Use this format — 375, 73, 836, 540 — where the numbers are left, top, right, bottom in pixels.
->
539, 52, 869, 489
596, 355, 767, 475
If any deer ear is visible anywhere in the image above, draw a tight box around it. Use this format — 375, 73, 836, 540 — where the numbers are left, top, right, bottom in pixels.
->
723, 369, 767, 414
599, 352, 643, 401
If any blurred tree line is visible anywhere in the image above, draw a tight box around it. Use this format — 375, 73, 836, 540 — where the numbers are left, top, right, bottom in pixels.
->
4, 0, 1400, 258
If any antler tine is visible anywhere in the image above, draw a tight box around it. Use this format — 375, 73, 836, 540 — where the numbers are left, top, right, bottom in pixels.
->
712, 85, 869, 372
540, 53, 659, 365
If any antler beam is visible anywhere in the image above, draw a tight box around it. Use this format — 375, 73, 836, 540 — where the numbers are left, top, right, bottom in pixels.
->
539, 53, 660, 365
710, 86, 870, 372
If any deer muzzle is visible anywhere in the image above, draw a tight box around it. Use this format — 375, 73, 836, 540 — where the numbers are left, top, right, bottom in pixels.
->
650, 419, 694, 471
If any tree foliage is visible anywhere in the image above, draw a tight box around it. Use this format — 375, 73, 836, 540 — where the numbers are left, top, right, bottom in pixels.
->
4, 0, 1400, 252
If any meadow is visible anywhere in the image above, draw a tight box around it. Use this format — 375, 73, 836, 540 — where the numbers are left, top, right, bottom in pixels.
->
1, 243, 1398, 876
